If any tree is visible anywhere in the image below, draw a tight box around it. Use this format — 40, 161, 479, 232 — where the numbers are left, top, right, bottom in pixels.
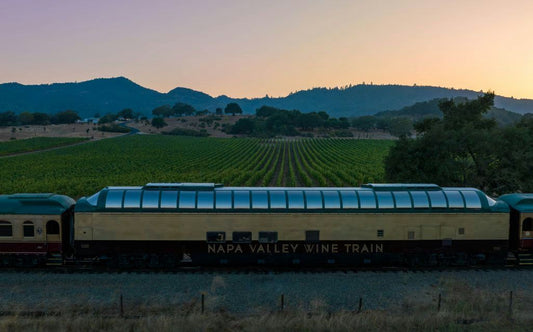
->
351, 116, 377, 132
215, 108, 223, 115
98, 113, 118, 124
256, 106, 280, 118
297, 112, 323, 130
152, 105, 172, 118
387, 117, 413, 137
18, 112, 34, 125
384, 93, 499, 192
225, 102, 242, 116
172, 103, 196, 116
51, 110, 80, 124
230, 118, 255, 134
117, 108, 134, 119
151, 117, 167, 129
0, 111, 18, 126
32, 112, 51, 125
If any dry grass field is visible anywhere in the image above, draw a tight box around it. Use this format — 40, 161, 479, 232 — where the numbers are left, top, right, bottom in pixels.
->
1, 272, 532, 331
0, 123, 123, 142
0, 284, 531, 331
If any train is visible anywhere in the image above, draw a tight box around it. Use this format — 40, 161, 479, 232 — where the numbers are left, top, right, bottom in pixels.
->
1, 182, 533, 268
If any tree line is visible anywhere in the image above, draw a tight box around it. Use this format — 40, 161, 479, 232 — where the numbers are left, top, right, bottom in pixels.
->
151, 102, 243, 118
0, 110, 81, 126
230, 106, 351, 137
385, 92, 533, 195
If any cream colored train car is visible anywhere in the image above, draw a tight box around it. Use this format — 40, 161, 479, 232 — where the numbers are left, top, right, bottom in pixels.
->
0, 193, 75, 266
73, 183, 510, 267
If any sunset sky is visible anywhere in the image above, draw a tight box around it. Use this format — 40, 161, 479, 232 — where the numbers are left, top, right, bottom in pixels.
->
1, 0, 532, 99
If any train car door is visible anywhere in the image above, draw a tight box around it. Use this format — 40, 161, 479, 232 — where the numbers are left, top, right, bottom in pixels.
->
521, 214, 533, 249
46, 220, 61, 242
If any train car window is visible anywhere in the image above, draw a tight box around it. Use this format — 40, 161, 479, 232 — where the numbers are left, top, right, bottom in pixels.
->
523, 218, 533, 232
197, 191, 214, 209
160, 191, 178, 208
105, 190, 124, 208
444, 191, 464, 208
410, 191, 429, 208
305, 230, 319, 242
232, 231, 252, 243
408, 231, 415, 240
376, 192, 394, 209
46, 220, 60, 235
358, 191, 377, 209
288, 191, 304, 209
234, 191, 251, 209
215, 191, 232, 209
458, 227, 465, 235
428, 191, 447, 208
323, 191, 341, 209
269, 191, 287, 209
0, 221, 12, 237
258, 231, 278, 243
377, 229, 384, 237
393, 192, 412, 208
462, 191, 482, 209
179, 191, 197, 209
251, 191, 268, 209
142, 190, 160, 208
206, 231, 226, 243
123, 190, 142, 208
23, 221, 34, 237
340, 191, 358, 209
305, 191, 323, 209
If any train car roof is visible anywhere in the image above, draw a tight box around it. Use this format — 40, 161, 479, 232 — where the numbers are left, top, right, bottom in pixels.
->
0, 193, 75, 215
75, 183, 509, 213
499, 194, 533, 212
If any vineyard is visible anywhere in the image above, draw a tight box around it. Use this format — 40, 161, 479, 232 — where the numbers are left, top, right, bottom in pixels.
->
0, 137, 88, 156
0, 135, 393, 198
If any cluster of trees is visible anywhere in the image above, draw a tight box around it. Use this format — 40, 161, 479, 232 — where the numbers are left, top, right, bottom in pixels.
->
385, 92, 533, 195
351, 116, 413, 137
230, 106, 350, 137
151, 102, 242, 119
98, 108, 144, 124
0, 110, 81, 126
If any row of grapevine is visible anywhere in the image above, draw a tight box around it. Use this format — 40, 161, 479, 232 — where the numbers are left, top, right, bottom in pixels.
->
0, 135, 393, 198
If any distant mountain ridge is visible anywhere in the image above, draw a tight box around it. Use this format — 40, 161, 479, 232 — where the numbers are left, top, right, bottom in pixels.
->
0, 77, 532, 118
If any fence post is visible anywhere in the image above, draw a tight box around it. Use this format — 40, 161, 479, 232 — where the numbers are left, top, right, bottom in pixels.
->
201, 293, 205, 314
280, 294, 284, 311
120, 294, 124, 317
438, 293, 441, 312
508, 291, 513, 319
358, 297, 363, 313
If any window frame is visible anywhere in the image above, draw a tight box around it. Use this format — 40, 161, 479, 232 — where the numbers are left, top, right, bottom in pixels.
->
0, 221, 13, 237
23, 221, 35, 238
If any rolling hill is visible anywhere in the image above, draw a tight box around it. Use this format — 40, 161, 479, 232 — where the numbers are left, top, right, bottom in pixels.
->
1, 77, 532, 118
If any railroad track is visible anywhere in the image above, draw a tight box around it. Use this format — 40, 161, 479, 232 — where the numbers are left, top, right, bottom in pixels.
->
1, 264, 530, 275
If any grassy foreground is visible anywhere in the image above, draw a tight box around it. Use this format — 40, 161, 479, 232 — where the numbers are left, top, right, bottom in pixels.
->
1, 279, 532, 331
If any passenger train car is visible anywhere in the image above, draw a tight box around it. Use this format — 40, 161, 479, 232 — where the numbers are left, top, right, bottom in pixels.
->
0, 193, 75, 266
1, 183, 533, 267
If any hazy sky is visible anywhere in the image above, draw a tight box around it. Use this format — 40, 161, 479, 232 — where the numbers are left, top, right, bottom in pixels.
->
1, 0, 532, 98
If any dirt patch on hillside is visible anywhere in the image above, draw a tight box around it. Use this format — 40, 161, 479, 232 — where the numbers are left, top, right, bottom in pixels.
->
0, 123, 123, 142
